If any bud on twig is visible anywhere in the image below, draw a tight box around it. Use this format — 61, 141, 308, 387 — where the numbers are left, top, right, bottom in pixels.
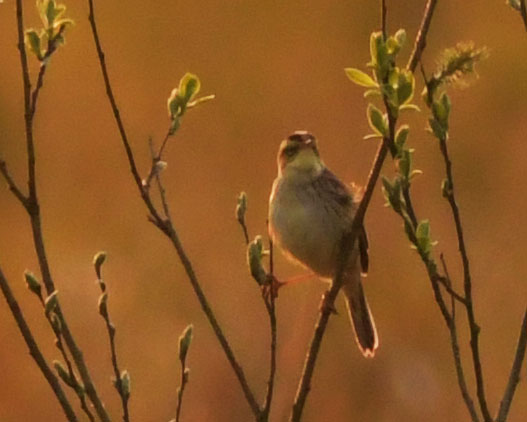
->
44, 291, 59, 316
93, 251, 107, 280
178, 324, 194, 364
24, 270, 42, 299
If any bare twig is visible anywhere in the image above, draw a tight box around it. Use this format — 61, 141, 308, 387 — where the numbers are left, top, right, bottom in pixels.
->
261, 238, 277, 422
0, 160, 28, 207
87, 0, 261, 417
0, 268, 78, 422
440, 255, 480, 422
407, 0, 438, 72
290, 137, 390, 422
13, 2, 111, 421
496, 309, 527, 422
381, 0, 387, 40
438, 129, 492, 422
96, 279, 130, 422
175, 361, 189, 422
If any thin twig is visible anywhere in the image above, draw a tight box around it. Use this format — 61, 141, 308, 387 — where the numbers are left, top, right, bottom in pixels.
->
0, 268, 78, 422
440, 255, 480, 422
87, 0, 261, 417
97, 281, 130, 422
261, 238, 277, 422
496, 309, 527, 422
14, 1, 111, 420
381, 0, 387, 40
0, 160, 28, 207
290, 137, 390, 422
438, 131, 492, 422
407, 0, 438, 72
175, 360, 189, 422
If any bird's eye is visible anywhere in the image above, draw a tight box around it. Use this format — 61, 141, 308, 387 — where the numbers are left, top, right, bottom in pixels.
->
284, 145, 298, 158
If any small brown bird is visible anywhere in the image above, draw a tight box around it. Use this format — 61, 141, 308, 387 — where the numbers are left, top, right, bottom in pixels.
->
268, 131, 378, 357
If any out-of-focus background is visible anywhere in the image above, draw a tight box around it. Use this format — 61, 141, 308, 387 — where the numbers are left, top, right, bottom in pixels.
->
1, 1, 526, 421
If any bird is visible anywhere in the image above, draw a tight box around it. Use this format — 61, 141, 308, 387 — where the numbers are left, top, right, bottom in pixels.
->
268, 131, 378, 357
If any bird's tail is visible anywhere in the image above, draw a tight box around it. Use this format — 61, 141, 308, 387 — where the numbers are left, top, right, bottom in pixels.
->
342, 268, 379, 358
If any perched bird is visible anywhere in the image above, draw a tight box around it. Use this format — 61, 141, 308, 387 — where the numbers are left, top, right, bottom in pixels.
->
268, 131, 378, 357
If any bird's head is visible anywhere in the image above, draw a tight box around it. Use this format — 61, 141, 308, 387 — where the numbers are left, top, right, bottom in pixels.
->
277, 131, 324, 177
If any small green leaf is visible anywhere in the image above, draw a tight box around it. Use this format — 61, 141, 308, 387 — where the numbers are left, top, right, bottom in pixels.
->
381, 176, 402, 212
363, 133, 383, 140
247, 236, 267, 285
395, 125, 410, 150
178, 324, 194, 364
399, 104, 420, 112
410, 169, 423, 180
44, 290, 59, 316
441, 178, 452, 197
428, 117, 447, 140
25, 29, 43, 60
179, 73, 201, 103
366, 103, 387, 136
394, 29, 406, 48
397, 149, 411, 180
235, 192, 247, 223
397, 70, 415, 105
415, 219, 434, 256
363, 89, 381, 99
344, 68, 378, 88
187, 94, 215, 109
24, 270, 42, 298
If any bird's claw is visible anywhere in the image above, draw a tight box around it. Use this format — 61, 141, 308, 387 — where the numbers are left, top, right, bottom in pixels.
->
262, 274, 285, 301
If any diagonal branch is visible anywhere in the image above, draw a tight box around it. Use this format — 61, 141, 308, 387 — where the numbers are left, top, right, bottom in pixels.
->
407, 0, 438, 72
438, 131, 492, 422
520, 0, 527, 32
496, 309, 527, 422
0, 268, 78, 422
86, 0, 261, 417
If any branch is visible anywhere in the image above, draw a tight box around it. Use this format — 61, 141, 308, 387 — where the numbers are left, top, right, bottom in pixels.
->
0, 159, 28, 207
440, 255, 480, 422
438, 130, 492, 422
290, 137, 390, 422
0, 268, 78, 422
87, 0, 261, 417
407, 0, 438, 72
496, 309, 527, 422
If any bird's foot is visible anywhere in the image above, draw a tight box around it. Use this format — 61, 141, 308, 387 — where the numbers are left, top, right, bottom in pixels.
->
262, 274, 285, 301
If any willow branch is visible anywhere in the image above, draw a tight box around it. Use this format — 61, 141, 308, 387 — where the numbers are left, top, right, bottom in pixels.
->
407, 0, 438, 72
439, 132, 492, 422
520, 0, 527, 32
0, 268, 78, 422
0, 159, 28, 207
87, 0, 260, 416
496, 309, 527, 422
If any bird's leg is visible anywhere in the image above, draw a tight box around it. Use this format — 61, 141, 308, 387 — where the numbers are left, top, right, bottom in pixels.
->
262, 272, 315, 301
319, 290, 338, 315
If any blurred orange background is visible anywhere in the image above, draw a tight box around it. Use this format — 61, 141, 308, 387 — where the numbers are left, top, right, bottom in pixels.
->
1, 1, 526, 421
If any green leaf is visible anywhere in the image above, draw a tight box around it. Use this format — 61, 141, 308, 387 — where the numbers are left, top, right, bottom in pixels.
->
397, 70, 415, 105
428, 117, 447, 140
415, 219, 433, 256
179, 73, 201, 103
395, 125, 410, 150
410, 169, 423, 180
366, 103, 387, 136
247, 236, 267, 285
98, 292, 108, 318
399, 104, 420, 112
363, 133, 383, 140
25, 29, 43, 60
53, 360, 76, 387
397, 149, 411, 180
235, 192, 247, 223
44, 290, 59, 316
381, 176, 402, 212
363, 89, 381, 99
394, 29, 406, 48
344, 68, 378, 88
24, 270, 42, 298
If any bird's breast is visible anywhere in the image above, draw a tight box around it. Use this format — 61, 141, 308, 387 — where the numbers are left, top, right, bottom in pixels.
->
269, 177, 347, 277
